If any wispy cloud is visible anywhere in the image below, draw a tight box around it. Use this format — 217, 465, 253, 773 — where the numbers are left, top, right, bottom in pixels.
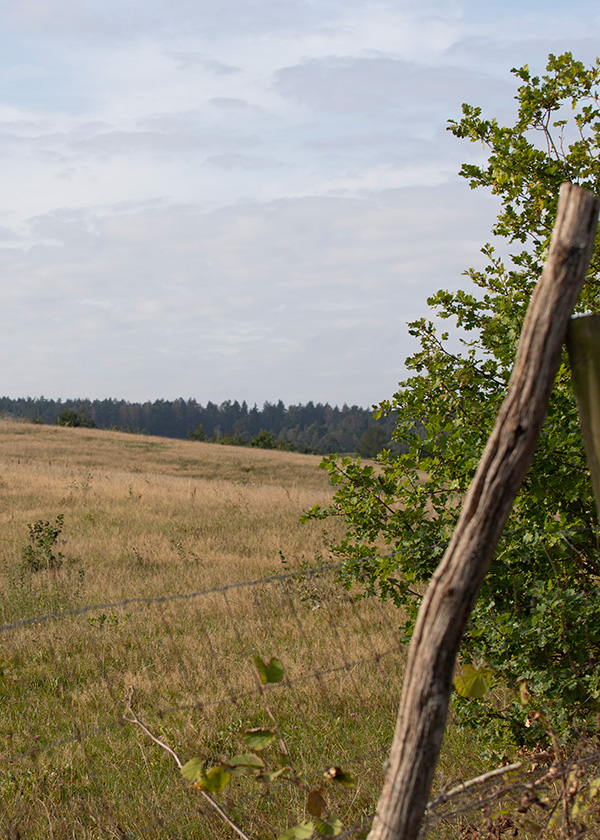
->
0, 0, 598, 404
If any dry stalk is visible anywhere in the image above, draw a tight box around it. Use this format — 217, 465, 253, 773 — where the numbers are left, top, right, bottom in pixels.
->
123, 686, 254, 840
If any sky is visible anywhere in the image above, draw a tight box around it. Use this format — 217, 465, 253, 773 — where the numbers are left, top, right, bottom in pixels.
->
1, 1, 600, 408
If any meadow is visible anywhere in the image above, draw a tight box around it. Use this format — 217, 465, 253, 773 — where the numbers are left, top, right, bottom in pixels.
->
0, 418, 484, 839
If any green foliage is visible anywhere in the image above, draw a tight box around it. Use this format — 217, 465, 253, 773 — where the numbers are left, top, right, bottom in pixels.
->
187, 424, 207, 441
249, 429, 277, 449
22, 514, 65, 572
355, 426, 389, 459
180, 657, 356, 839
304, 52, 600, 743
181, 758, 231, 793
278, 822, 314, 840
56, 408, 96, 428
241, 728, 277, 750
3, 395, 394, 454
211, 429, 247, 446
454, 664, 492, 699
253, 655, 285, 684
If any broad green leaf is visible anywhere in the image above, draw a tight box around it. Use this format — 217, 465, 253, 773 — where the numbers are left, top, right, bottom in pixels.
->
253, 655, 267, 683
181, 757, 206, 783
315, 816, 342, 836
307, 789, 326, 817
226, 753, 264, 775
265, 657, 284, 683
253, 655, 284, 684
454, 664, 490, 699
195, 765, 230, 793
242, 727, 276, 750
276, 820, 314, 840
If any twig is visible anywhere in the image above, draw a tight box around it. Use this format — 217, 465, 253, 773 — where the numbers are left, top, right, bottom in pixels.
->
426, 761, 523, 811
422, 748, 600, 835
124, 687, 182, 768
123, 686, 254, 840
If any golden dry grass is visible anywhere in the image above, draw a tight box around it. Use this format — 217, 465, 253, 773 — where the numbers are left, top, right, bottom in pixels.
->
0, 418, 407, 839
0, 418, 498, 840
0, 419, 339, 605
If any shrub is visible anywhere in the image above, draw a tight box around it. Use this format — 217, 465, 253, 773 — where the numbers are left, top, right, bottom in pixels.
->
22, 515, 65, 572
304, 52, 600, 745
56, 408, 96, 428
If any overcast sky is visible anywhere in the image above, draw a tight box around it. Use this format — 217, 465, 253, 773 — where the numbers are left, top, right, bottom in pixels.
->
1, 1, 599, 408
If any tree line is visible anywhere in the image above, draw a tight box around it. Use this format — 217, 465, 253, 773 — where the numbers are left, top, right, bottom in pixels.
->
0, 395, 398, 456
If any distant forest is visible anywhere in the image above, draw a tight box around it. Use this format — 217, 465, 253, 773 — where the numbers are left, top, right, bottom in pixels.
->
0, 396, 399, 456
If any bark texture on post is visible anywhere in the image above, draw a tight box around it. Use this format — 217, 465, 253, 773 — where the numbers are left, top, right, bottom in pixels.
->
367, 183, 599, 840
567, 314, 600, 522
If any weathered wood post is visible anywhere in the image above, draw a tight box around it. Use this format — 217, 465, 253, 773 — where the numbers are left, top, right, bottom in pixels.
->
367, 183, 599, 840
567, 314, 600, 521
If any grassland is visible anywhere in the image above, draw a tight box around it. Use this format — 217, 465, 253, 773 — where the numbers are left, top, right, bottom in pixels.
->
0, 418, 485, 839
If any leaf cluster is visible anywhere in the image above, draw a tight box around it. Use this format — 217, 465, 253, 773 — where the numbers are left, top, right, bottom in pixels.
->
180, 657, 356, 840
22, 514, 65, 572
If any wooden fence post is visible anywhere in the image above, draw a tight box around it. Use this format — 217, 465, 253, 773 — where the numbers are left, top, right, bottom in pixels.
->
367, 183, 599, 840
567, 314, 600, 522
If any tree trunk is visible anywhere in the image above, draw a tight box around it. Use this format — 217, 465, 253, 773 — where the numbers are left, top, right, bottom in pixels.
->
367, 183, 599, 840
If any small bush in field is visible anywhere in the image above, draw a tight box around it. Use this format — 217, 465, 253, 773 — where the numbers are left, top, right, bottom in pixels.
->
56, 408, 96, 428
22, 515, 65, 572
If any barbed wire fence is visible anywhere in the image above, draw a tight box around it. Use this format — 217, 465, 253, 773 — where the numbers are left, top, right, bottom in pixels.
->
2, 540, 600, 839
1, 560, 404, 839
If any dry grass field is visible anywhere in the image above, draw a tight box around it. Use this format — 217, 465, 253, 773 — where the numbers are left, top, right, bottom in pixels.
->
0, 418, 484, 839
0, 418, 342, 607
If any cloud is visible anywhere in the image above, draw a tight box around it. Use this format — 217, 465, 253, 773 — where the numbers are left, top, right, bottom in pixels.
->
0, 0, 165, 41
0, 0, 337, 42
71, 129, 235, 158
168, 53, 242, 75
209, 97, 252, 110
274, 55, 511, 120
1, 0, 599, 405
0, 181, 499, 404
204, 153, 287, 170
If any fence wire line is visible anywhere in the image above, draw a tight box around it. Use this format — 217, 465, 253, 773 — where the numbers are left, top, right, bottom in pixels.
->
2, 527, 597, 839
2, 522, 587, 634
0, 561, 349, 633
1, 559, 405, 840
1, 634, 404, 766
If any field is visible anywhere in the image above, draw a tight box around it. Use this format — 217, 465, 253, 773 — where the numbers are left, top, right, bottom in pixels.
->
0, 418, 484, 839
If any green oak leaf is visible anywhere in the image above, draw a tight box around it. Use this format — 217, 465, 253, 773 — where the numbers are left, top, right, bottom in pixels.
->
226, 753, 264, 775
181, 758, 206, 783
